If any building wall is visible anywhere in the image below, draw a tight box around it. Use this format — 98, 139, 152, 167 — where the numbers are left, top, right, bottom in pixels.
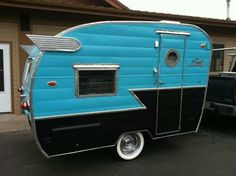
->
0, 19, 21, 114
211, 36, 236, 73
0, 12, 79, 114
1, 10, 236, 114
32, 25, 68, 35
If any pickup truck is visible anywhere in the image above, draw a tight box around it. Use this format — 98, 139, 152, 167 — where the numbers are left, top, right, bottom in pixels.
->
205, 72, 236, 116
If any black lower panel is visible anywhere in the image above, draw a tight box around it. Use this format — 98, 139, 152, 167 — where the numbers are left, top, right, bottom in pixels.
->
34, 88, 206, 156
181, 88, 205, 132
157, 89, 181, 134
35, 90, 157, 156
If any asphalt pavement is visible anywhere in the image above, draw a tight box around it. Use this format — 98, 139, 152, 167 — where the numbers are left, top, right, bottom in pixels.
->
0, 112, 236, 176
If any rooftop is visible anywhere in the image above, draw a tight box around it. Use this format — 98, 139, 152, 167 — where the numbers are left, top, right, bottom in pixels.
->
0, 0, 236, 29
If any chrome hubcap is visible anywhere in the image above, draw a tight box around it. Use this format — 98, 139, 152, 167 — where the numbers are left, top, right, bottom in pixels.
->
120, 134, 141, 156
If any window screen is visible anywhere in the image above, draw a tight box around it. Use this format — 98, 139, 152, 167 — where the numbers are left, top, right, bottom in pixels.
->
74, 64, 119, 97
211, 44, 224, 72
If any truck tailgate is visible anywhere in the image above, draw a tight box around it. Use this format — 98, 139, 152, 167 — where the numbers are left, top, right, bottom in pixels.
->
207, 75, 236, 105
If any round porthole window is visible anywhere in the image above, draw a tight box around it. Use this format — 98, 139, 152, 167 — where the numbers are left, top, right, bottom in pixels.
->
165, 49, 179, 67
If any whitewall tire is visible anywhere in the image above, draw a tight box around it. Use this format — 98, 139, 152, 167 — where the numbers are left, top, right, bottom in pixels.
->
116, 132, 144, 160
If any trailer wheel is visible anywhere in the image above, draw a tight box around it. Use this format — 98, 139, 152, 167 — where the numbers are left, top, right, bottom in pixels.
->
116, 132, 144, 160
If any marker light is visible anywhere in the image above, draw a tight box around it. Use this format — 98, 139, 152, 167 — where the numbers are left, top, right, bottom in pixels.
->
21, 102, 29, 110
17, 87, 23, 94
48, 81, 57, 87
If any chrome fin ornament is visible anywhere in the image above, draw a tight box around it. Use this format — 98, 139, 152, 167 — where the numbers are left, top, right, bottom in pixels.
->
20, 45, 38, 55
26, 34, 81, 52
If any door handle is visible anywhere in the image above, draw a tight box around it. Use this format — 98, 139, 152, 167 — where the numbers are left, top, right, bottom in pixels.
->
153, 67, 158, 84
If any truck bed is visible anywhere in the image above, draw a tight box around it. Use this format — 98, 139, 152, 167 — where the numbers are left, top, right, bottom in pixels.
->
206, 73, 236, 116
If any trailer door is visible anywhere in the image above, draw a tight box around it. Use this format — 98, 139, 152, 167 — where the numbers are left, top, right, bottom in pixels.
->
155, 31, 189, 135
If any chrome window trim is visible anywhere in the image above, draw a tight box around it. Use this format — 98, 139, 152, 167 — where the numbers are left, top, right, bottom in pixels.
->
73, 64, 120, 70
165, 49, 180, 68
73, 64, 120, 97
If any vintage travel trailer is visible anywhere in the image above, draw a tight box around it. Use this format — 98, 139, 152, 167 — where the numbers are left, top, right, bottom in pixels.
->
19, 21, 212, 160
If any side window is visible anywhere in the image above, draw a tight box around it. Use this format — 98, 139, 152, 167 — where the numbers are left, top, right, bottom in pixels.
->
74, 64, 119, 97
211, 44, 224, 72
165, 49, 179, 67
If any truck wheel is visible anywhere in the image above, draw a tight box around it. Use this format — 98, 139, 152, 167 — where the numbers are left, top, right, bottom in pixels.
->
116, 132, 144, 160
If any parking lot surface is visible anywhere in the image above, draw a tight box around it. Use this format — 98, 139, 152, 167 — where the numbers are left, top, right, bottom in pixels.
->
1, 112, 236, 176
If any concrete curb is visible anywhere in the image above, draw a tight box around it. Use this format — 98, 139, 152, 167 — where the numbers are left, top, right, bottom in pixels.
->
0, 114, 30, 133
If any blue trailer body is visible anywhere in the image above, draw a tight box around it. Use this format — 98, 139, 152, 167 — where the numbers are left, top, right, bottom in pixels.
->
20, 21, 212, 158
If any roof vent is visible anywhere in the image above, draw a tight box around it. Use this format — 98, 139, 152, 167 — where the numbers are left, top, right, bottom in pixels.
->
226, 0, 231, 20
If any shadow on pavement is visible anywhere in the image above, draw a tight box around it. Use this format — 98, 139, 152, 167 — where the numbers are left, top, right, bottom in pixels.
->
200, 110, 236, 133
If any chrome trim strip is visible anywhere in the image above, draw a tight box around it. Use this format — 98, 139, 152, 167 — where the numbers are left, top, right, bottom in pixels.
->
159, 20, 181, 24
73, 64, 120, 70
179, 88, 183, 129
49, 129, 196, 158
179, 36, 188, 131
56, 21, 195, 37
56, 21, 213, 53
49, 145, 115, 158
28, 51, 48, 158
34, 86, 207, 120
156, 30, 191, 36
195, 29, 213, 132
30, 51, 43, 118
131, 85, 207, 91
26, 34, 81, 52
31, 116, 49, 158
35, 107, 146, 120
196, 42, 213, 132
155, 33, 161, 135
196, 87, 208, 132
156, 129, 180, 136
52, 123, 101, 132
152, 131, 196, 140
129, 90, 147, 109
